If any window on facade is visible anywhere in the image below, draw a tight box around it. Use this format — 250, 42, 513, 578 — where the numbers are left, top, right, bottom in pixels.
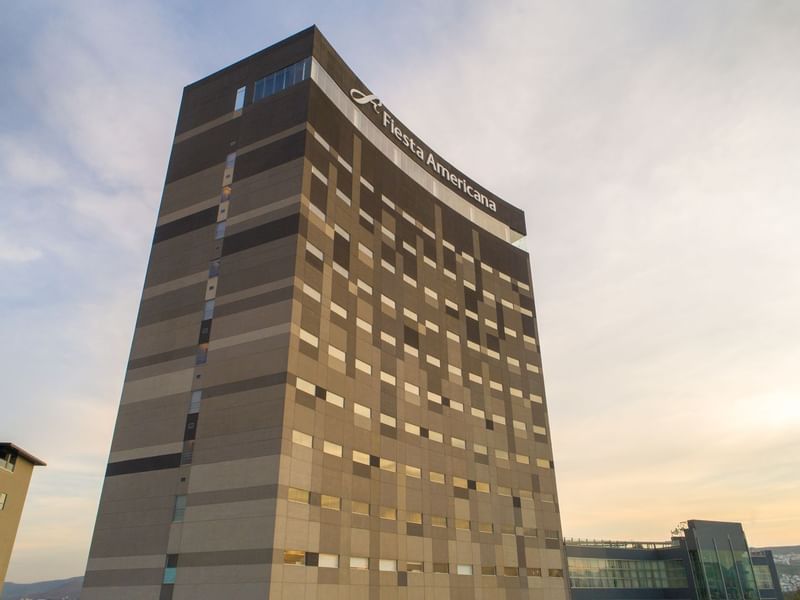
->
481, 566, 497, 576
379, 507, 396, 520
214, 221, 226, 240
503, 567, 519, 577
321, 494, 340, 510
253, 57, 312, 102
163, 567, 177, 584
457, 564, 473, 576
431, 516, 446, 528
202, 299, 215, 320
0, 492, 7, 510
172, 495, 187, 521
379, 559, 397, 572
407, 561, 423, 572
234, 86, 246, 111
433, 563, 449, 574
195, 343, 208, 365
351, 500, 369, 516
527, 568, 542, 576
407, 512, 422, 524
188, 390, 202, 414
288, 488, 309, 504
291, 430, 313, 448
323, 441, 342, 457
350, 556, 369, 569
284, 550, 305, 565
318, 553, 339, 568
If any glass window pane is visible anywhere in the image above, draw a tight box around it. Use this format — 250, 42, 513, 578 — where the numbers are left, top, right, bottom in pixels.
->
234, 86, 246, 111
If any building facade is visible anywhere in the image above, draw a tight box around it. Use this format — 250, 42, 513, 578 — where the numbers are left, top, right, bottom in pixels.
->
0, 443, 46, 596
566, 520, 783, 600
81, 26, 568, 599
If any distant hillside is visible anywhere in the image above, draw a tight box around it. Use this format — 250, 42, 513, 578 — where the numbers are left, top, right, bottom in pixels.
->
1, 577, 82, 600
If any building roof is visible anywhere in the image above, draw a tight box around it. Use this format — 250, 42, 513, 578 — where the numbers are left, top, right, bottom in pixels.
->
0, 443, 46, 466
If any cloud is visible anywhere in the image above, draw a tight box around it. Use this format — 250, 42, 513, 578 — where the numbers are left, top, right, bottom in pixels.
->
3, 0, 800, 584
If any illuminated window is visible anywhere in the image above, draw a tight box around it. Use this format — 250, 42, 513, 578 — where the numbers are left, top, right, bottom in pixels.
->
284, 550, 305, 565
288, 488, 309, 504
457, 564, 473, 576
379, 559, 397, 572
379, 507, 396, 520
350, 556, 368, 569
291, 430, 312, 448
321, 494, 340, 510
351, 501, 369, 515
319, 553, 338, 568
323, 441, 342, 457
429, 471, 445, 484
431, 516, 446, 528
407, 512, 422, 524
352, 450, 370, 465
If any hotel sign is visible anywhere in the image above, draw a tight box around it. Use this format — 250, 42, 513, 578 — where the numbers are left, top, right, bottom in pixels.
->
350, 89, 497, 213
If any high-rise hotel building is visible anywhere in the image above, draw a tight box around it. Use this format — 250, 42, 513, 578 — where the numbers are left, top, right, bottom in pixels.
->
82, 27, 569, 600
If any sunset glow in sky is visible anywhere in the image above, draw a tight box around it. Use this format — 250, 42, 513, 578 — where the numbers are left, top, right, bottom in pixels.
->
2, 1, 799, 583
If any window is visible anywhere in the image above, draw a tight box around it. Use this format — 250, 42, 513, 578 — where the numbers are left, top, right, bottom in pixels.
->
455, 519, 470, 530
481, 566, 497, 576
379, 559, 397, 572
429, 471, 445, 484
350, 556, 369, 569
527, 568, 542, 576
548, 569, 563, 577
172, 495, 187, 521
0, 492, 7, 510
163, 567, 177, 584
291, 430, 312, 448
323, 441, 342, 457
352, 450, 370, 465
318, 553, 339, 568
321, 494, 340, 510
407, 561, 424, 572
353, 403, 371, 419
503, 567, 518, 577
431, 516, 446, 528
188, 390, 202, 414
253, 57, 312, 103
379, 506, 396, 520
202, 299, 215, 320
288, 488, 309, 504
234, 86, 246, 111
351, 501, 369, 515
404, 465, 421, 478
457, 564, 473, 576
214, 221, 226, 240
433, 563, 449, 574
284, 550, 305, 565
407, 512, 422, 524
195, 343, 208, 365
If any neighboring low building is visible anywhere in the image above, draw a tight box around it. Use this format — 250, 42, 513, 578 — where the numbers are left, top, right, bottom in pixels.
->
0, 443, 46, 596
565, 519, 783, 600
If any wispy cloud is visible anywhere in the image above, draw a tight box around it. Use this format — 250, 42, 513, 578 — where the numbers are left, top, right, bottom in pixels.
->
2, 0, 799, 584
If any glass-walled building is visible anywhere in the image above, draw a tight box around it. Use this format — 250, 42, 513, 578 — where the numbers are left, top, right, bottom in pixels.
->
565, 520, 783, 600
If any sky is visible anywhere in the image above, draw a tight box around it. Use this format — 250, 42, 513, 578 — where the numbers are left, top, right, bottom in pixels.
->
2, 0, 799, 583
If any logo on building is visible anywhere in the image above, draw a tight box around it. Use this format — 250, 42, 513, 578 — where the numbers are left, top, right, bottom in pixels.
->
349, 88, 497, 213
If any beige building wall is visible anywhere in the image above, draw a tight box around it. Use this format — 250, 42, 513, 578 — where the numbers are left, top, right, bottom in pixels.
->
0, 451, 42, 596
